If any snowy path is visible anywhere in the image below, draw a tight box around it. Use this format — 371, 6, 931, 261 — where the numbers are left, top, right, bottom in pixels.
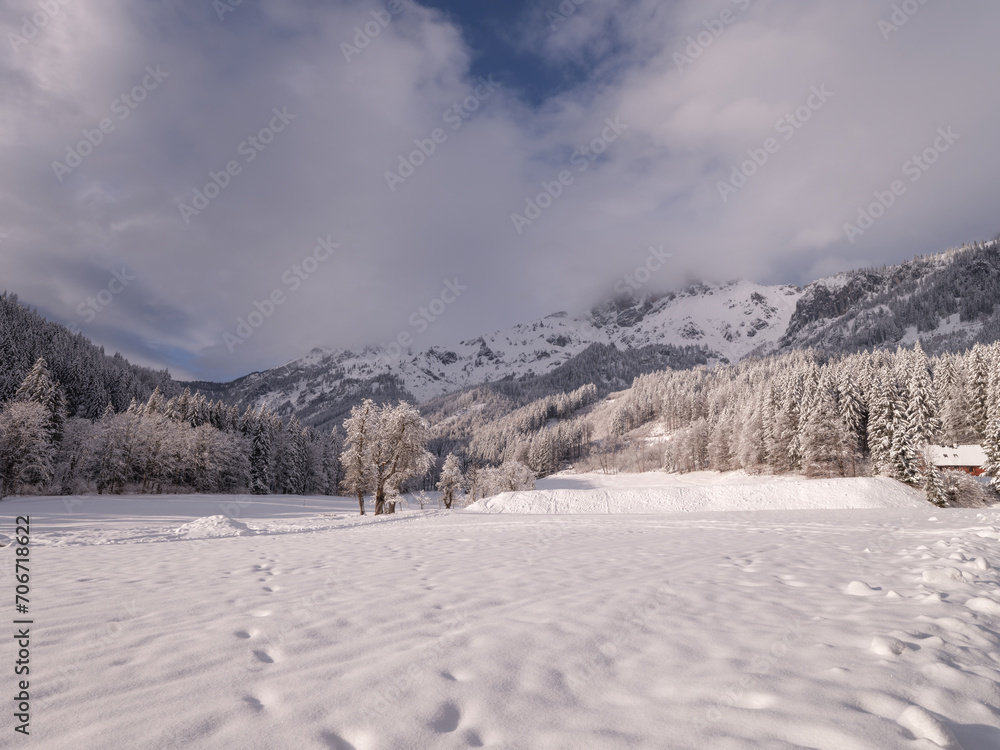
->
4, 497, 1000, 749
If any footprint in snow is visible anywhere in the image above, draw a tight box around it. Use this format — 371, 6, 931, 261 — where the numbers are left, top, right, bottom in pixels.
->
318, 731, 358, 750
252, 649, 278, 664
429, 702, 461, 734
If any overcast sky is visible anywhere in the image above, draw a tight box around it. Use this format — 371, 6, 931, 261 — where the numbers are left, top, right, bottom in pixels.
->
2, 0, 998, 382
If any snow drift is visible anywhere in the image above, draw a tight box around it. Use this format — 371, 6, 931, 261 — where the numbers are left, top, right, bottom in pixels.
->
467, 477, 929, 514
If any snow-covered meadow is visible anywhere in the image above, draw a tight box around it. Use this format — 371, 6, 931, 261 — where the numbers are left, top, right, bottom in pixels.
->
5, 474, 1000, 749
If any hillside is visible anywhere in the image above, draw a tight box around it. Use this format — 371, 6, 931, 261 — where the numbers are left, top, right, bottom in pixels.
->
780, 239, 1000, 352
0, 292, 177, 418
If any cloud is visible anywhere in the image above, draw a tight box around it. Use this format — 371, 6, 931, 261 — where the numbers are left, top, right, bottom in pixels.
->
1, 0, 998, 381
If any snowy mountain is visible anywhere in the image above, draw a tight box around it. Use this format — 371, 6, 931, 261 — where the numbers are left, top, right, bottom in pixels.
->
190, 237, 1000, 429
780, 239, 1000, 352
191, 279, 803, 426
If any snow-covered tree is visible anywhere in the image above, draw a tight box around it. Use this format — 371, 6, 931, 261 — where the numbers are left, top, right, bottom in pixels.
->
14, 357, 66, 446
967, 345, 990, 439
981, 412, 1000, 492
479, 460, 535, 499
340, 399, 375, 514
888, 405, 921, 486
89, 404, 136, 494
320, 428, 343, 496
867, 377, 896, 475
248, 408, 273, 495
437, 452, 464, 509
923, 463, 948, 508
0, 401, 55, 496
906, 343, 941, 445
800, 378, 853, 478
366, 402, 434, 515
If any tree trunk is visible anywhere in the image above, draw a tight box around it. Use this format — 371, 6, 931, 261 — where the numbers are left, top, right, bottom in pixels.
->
356, 491, 366, 515
374, 487, 385, 515
386, 501, 396, 514
444, 490, 452, 510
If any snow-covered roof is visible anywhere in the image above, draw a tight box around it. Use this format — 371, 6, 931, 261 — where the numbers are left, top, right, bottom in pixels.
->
927, 445, 987, 468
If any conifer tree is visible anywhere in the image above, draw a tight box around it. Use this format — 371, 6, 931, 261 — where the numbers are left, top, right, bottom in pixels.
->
967, 346, 990, 439
981, 412, 1000, 492
867, 376, 896, 475
249, 408, 272, 495
924, 464, 948, 508
800, 378, 851, 478
14, 357, 66, 446
907, 343, 941, 445
888, 403, 921, 485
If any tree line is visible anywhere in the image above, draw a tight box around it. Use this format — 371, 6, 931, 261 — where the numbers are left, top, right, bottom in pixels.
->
0, 358, 342, 498
602, 341, 1000, 506
0, 358, 536, 509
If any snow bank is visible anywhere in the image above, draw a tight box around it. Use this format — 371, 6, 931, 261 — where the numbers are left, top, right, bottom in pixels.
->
467, 477, 929, 514
175, 515, 252, 538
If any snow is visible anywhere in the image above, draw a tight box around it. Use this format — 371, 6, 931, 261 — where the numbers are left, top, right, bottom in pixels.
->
5, 481, 1000, 749
470, 474, 930, 514
928, 445, 988, 470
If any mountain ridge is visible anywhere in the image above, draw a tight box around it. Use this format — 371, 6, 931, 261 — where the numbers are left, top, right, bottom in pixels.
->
186, 237, 1000, 429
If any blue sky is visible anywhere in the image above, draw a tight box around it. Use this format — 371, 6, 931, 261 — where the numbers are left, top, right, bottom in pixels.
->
2, 0, 999, 382
418, 0, 614, 104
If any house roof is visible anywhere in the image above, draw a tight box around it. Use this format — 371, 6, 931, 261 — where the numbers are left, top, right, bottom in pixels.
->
927, 444, 987, 468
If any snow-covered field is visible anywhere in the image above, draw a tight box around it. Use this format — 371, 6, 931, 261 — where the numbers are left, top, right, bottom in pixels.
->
4, 477, 1000, 749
